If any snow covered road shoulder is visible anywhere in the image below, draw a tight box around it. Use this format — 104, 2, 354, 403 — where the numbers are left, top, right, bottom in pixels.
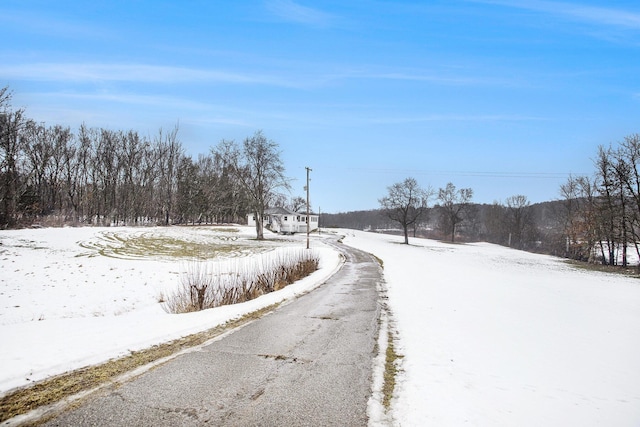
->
341, 230, 640, 427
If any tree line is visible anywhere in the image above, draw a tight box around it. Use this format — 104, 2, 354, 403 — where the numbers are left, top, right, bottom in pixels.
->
0, 87, 289, 235
324, 198, 548, 251
345, 132, 640, 267
376, 177, 539, 249
559, 134, 640, 266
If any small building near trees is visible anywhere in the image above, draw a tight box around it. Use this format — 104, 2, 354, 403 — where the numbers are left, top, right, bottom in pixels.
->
247, 207, 319, 234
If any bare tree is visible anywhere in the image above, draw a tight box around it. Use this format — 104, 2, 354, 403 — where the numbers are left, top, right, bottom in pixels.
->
560, 175, 599, 261
289, 196, 307, 212
214, 131, 290, 240
595, 145, 622, 265
60, 130, 80, 221
94, 129, 120, 224
211, 149, 250, 224
612, 134, 640, 264
505, 194, 534, 249
437, 182, 473, 243
379, 177, 431, 244
0, 107, 25, 227
116, 130, 147, 224
483, 201, 508, 245
78, 124, 102, 223
155, 125, 182, 225
197, 153, 222, 223
46, 125, 72, 217
560, 175, 585, 259
0, 87, 10, 110
22, 120, 51, 216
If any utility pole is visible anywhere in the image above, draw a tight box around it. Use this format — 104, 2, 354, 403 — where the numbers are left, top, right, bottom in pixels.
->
306, 166, 312, 249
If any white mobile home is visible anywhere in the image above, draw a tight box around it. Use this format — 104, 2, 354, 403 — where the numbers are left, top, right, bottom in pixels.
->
247, 207, 319, 234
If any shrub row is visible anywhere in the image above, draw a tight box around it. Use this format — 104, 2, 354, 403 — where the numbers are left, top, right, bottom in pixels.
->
163, 249, 320, 314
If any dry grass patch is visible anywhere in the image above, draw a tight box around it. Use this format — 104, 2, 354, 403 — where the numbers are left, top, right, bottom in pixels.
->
564, 259, 640, 278
383, 329, 403, 410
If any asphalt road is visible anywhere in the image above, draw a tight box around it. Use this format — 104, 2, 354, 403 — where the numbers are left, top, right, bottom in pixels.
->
42, 240, 383, 426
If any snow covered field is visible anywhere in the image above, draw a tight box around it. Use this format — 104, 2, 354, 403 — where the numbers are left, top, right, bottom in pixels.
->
342, 230, 640, 426
0, 226, 340, 394
2, 226, 640, 426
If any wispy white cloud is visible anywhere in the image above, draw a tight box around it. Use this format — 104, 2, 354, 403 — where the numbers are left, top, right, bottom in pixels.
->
0, 9, 111, 39
0, 63, 306, 88
0, 63, 246, 83
0, 61, 518, 90
358, 71, 508, 86
34, 91, 214, 111
264, 0, 335, 27
18, 90, 257, 132
332, 63, 526, 87
472, 0, 640, 29
365, 113, 547, 125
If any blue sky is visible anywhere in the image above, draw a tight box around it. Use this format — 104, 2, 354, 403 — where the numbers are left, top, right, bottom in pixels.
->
2, 1, 640, 213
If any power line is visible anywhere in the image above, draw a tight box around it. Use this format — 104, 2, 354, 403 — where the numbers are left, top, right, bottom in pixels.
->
335, 168, 589, 179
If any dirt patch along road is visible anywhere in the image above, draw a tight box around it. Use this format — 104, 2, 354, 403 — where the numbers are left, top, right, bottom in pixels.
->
42, 242, 383, 426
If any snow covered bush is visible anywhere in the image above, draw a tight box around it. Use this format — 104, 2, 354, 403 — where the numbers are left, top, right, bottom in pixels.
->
163, 249, 319, 313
